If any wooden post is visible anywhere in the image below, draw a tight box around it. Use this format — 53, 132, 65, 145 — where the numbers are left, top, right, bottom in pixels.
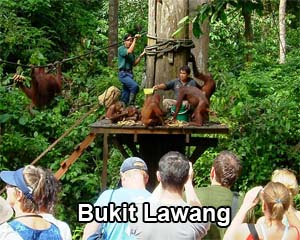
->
101, 133, 109, 190
146, 0, 157, 88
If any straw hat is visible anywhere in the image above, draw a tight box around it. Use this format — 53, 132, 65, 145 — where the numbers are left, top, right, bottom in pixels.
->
0, 196, 13, 224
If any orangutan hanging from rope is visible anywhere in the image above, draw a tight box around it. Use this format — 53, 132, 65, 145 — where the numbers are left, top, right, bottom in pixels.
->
13, 62, 63, 109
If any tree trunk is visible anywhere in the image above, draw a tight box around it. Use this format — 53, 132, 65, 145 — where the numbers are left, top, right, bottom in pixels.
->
261, 0, 271, 41
108, 0, 119, 66
242, 1, 254, 62
189, 0, 210, 74
146, 0, 189, 99
279, 0, 287, 64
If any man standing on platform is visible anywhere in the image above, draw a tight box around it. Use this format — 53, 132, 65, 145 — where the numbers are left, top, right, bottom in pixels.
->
118, 33, 145, 106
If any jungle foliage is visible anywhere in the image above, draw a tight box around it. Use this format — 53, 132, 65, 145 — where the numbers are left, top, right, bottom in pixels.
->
0, 0, 300, 238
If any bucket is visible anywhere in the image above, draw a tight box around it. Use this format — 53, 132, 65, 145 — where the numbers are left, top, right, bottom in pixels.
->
171, 105, 189, 122
143, 88, 154, 95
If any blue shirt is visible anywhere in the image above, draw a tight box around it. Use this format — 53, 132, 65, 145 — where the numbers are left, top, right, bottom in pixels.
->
94, 187, 151, 240
9, 220, 61, 240
165, 78, 198, 99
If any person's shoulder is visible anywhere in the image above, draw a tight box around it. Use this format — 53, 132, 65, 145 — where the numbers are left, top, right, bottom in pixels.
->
187, 78, 198, 84
191, 221, 211, 238
41, 214, 71, 230
195, 185, 237, 201
118, 46, 127, 54
0, 222, 23, 240
0, 222, 17, 234
50, 220, 72, 240
7, 219, 21, 228
165, 79, 178, 87
103, 188, 115, 194
167, 78, 178, 83
94, 189, 115, 205
256, 216, 265, 225
194, 186, 213, 198
195, 185, 227, 193
126, 188, 151, 199
195, 185, 210, 191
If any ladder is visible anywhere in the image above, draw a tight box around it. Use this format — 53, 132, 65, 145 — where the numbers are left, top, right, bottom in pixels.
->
54, 133, 96, 179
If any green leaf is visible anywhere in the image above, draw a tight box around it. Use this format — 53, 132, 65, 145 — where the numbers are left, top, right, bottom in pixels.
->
192, 21, 202, 38
177, 16, 189, 26
18, 116, 28, 125
172, 26, 184, 37
0, 114, 11, 123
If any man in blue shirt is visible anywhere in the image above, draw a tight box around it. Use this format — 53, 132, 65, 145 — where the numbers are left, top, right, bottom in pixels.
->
153, 65, 198, 113
118, 33, 145, 106
82, 157, 151, 240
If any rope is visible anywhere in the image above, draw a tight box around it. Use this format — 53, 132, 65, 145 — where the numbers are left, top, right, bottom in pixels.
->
145, 37, 194, 57
0, 32, 149, 194
0, 31, 148, 69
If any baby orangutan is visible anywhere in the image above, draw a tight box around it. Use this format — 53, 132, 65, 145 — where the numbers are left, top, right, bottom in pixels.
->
141, 94, 164, 127
105, 101, 125, 121
173, 86, 209, 126
105, 101, 139, 123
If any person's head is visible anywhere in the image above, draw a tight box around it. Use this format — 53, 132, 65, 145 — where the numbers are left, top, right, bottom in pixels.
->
1, 165, 46, 213
120, 157, 149, 188
179, 65, 191, 82
262, 182, 290, 221
271, 169, 299, 197
0, 196, 13, 224
157, 151, 189, 192
211, 150, 242, 188
123, 33, 134, 48
40, 168, 61, 213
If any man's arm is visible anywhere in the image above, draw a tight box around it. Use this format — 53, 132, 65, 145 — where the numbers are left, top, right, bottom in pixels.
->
82, 190, 112, 239
184, 162, 202, 206
127, 34, 140, 54
134, 49, 146, 66
153, 83, 167, 90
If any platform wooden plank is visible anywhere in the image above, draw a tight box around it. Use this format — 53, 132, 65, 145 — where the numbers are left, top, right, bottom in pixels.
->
89, 121, 229, 135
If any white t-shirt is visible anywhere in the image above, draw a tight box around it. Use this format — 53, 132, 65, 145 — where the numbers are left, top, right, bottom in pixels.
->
131, 199, 210, 240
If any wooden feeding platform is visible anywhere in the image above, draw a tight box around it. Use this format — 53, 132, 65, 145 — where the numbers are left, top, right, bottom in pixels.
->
89, 120, 229, 190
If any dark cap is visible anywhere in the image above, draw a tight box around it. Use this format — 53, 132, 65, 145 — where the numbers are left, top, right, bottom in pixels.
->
120, 157, 148, 173
0, 167, 34, 201
123, 33, 133, 41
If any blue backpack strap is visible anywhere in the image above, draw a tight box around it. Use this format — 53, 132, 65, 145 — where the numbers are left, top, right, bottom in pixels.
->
87, 190, 115, 240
